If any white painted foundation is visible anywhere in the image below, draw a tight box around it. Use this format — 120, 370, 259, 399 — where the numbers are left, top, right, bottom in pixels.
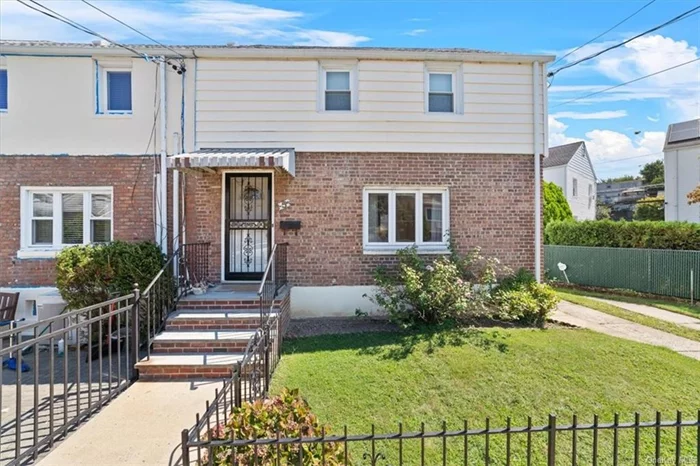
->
290, 286, 382, 318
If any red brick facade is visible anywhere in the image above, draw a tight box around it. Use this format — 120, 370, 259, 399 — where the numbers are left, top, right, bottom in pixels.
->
183, 152, 538, 287
0, 156, 155, 287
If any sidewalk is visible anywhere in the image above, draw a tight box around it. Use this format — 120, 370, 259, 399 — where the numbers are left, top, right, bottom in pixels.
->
588, 297, 700, 331
38, 381, 220, 466
553, 300, 700, 361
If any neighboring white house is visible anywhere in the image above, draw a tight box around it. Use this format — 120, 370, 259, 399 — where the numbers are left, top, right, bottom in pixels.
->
664, 118, 700, 223
544, 141, 597, 220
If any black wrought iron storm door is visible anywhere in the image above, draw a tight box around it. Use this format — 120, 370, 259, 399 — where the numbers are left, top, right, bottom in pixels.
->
224, 174, 272, 281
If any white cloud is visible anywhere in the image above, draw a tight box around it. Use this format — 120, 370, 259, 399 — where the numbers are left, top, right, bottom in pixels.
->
0, 0, 370, 46
551, 110, 627, 120
647, 115, 660, 122
403, 29, 428, 37
551, 34, 700, 120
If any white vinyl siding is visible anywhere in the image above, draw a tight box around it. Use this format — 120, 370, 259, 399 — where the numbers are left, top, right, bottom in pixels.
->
19, 187, 113, 258
195, 59, 537, 154
363, 187, 449, 254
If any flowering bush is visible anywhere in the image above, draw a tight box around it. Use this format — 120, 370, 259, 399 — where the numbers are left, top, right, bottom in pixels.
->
203, 388, 344, 465
364, 246, 506, 326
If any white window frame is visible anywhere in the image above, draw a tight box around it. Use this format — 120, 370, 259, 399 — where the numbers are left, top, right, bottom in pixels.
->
588, 183, 593, 209
18, 187, 114, 259
95, 59, 133, 115
363, 187, 450, 254
572, 178, 578, 197
317, 61, 358, 112
0, 66, 7, 112
424, 63, 464, 114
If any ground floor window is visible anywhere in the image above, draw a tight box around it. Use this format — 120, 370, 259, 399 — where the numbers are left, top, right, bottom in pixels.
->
19, 187, 113, 258
363, 187, 449, 253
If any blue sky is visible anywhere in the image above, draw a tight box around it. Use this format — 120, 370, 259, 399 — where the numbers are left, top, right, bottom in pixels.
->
1, 0, 698, 179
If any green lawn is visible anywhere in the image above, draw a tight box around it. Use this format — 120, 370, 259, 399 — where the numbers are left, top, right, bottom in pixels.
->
555, 286, 700, 319
271, 327, 700, 465
556, 289, 700, 343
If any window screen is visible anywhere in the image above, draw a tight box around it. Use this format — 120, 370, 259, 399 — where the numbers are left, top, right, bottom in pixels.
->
107, 71, 132, 112
428, 73, 454, 113
325, 71, 351, 111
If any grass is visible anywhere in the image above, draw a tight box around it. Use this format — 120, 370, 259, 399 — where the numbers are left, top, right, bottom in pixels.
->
554, 286, 700, 319
556, 289, 700, 343
271, 327, 700, 464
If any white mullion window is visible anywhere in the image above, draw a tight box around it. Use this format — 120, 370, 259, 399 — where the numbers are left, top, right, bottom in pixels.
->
318, 62, 358, 112
364, 187, 449, 253
19, 187, 113, 258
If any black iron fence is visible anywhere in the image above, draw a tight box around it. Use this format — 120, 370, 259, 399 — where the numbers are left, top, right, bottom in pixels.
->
0, 294, 138, 465
141, 242, 211, 360
181, 410, 700, 465
181, 313, 283, 465
258, 243, 288, 325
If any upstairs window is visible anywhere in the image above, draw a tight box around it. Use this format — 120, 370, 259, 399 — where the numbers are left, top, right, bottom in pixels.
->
428, 73, 454, 113
107, 71, 132, 112
364, 187, 449, 253
572, 178, 578, 197
20, 187, 113, 257
588, 184, 594, 209
0, 69, 7, 111
325, 71, 351, 111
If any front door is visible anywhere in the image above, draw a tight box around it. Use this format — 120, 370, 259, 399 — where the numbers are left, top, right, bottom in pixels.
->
224, 173, 272, 281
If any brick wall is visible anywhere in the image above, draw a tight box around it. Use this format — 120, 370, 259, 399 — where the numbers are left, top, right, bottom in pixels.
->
0, 156, 155, 287
182, 152, 538, 286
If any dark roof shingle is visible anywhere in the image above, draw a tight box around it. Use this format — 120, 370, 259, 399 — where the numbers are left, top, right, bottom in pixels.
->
544, 141, 584, 168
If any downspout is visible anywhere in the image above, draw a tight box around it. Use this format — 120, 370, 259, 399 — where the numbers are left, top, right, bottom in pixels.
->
159, 59, 168, 254
173, 132, 180, 278
533, 61, 543, 282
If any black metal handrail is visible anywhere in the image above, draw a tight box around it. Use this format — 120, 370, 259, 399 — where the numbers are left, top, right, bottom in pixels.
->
257, 242, 288, 325
140, 242, 210, 360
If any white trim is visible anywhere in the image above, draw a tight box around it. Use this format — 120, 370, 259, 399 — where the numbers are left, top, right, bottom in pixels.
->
317, 61, 358, 113
18, 186, 113, 258
424, 62, 464, 114
219, 169, 276, 283
362, 186, 450, 255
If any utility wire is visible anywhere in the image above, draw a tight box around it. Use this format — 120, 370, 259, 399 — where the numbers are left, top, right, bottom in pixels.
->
549, 5, 700, 77
552, 0, 657, 67
551, 57, 700, 108
595, 152, 663, 165
80, 0, 187, 61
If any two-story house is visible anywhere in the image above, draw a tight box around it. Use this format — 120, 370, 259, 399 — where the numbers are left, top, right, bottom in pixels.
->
0, 41, 553, 320
544, 141, 597, 220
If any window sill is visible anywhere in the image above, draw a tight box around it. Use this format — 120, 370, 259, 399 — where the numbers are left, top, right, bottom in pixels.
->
363, 245, 450, 256
95, 112, 133, 118
16, 249, 60, 259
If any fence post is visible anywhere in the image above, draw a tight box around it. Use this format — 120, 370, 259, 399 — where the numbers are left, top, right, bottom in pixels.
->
263, 325, 270, 396
547, 414, 556, 466
234, 362, 242, 407
131, 283, 140, 381
181, 429, 190, 465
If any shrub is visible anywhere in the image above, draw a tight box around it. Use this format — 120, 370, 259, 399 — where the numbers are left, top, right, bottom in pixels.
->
545, 220, 700, 250
633, 196, 664, 221
364, 246, 507, 326
204, 388, 344, 465
544, 181, 574, 227
495, 273, 559, 328
56, 241, 165, 309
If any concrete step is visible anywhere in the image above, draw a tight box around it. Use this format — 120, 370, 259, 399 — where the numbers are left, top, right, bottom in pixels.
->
151, 330, 255, 353
165, 309, 277, 331
135, 353, 244, 380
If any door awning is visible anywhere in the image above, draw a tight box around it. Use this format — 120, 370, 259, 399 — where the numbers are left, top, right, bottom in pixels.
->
168, 148, 295, 176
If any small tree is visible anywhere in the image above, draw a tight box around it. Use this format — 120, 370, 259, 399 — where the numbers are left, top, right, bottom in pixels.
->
634, 195, 664, 221
596, 203, 611, 220
543, 181, 573, 227
688, 184, 700, 204
640, 160, 664, 185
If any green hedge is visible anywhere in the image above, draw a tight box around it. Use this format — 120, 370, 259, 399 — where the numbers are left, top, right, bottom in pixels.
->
545, 220, 700, 250
56, 241, 165, 309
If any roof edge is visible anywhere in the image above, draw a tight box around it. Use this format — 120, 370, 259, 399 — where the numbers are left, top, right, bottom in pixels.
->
0, 42, 556, 63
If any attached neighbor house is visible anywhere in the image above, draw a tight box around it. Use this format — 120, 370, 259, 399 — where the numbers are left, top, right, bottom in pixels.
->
544, 141, 597, 220
664, 118, 700, 223
0, 40, 553, 324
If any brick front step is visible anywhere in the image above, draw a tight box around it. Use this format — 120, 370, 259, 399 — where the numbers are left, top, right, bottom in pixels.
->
151, 330, 255, 353
165, 309, 276, 331
135, 353, 243, 381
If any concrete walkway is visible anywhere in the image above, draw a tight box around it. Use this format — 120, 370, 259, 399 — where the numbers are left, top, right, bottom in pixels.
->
553, 301, 700, 361
588, 297, 700, 331
38, 381, 221, 466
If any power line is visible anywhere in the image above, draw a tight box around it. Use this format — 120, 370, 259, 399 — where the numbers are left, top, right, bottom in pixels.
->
80, 0, 187, 61
551, 57, 700, 108
595, 152, 663, 165
552, 0, 657, 67
549, 5, 700, 77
